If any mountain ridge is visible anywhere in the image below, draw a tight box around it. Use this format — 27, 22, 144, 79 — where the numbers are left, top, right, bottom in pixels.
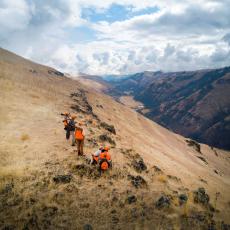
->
103, 67, 230, 150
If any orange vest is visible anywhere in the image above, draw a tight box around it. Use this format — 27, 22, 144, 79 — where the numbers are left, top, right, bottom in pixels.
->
99, 151, 111, 161
93, 156, 99, 162
75, 127, 84, 140
63, 120, 68, 127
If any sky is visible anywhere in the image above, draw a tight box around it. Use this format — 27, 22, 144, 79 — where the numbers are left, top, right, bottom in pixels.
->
0, 0, 230, 75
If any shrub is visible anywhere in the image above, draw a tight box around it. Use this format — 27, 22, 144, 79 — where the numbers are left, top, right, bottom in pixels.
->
100, 122, 116, 134
186, 139, 201, 153
98, 134, 116, 145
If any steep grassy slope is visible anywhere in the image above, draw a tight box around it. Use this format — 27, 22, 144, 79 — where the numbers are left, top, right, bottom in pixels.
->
0, 48, 230, 229
107, 68, 230, 150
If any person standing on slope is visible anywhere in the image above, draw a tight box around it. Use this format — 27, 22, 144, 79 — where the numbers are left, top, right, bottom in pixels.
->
61, 112, 71, 139
68, 114, 77, 146
75, 122, 85, 156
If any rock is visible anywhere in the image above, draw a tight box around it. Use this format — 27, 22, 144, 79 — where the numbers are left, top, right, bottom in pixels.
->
48, 69, 64, 77
178, 194, 188, 205
100, 122, 116, 134
186, 139, 201, 153
83, 224, 93, 230
193, 187, 210, 205
127, 175, 147, 188
132, 158, 147, 172
155, 195, 171, 209
127, 195, 137, 204
53, 174, 72, 183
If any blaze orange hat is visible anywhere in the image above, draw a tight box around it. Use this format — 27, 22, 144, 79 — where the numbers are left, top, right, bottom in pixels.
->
71, 114, 77, 119
104, 146, 109, 151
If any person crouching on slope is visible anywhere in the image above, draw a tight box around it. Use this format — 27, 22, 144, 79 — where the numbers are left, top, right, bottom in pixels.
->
75, 122, 85, 156
98, 146, 112, 171
90, 146, 103, 165
68, 114, 77, 146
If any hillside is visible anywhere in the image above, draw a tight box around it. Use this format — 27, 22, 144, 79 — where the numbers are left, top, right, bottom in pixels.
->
0, 48, 230, 229
106, 68, 230, 150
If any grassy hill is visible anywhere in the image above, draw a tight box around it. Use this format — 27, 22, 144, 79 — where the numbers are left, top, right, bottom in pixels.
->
0, 48, 230, 229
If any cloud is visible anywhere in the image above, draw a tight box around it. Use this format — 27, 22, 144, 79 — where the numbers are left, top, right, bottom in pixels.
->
0, 0, 230, 75
0, 0, 30, 34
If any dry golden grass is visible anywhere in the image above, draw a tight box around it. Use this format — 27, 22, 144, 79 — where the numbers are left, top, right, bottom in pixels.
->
157, 174, 167, 183
1, 48, 230, 229
20, 134, 30, 141
172, 196, 180, 207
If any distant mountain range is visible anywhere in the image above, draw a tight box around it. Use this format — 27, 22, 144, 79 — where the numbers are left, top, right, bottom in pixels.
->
106, 67, 230, 150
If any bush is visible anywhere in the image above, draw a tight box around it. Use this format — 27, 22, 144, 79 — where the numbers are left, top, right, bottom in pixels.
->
127, 174, 147, 188
100, 122, 116, 134
98, 134, 116, 145
132, 158, 147, 173
186, 139, 201, 153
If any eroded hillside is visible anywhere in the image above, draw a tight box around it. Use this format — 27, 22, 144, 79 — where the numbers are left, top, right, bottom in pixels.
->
0, 48, 230, 229
106, 68, 230, 150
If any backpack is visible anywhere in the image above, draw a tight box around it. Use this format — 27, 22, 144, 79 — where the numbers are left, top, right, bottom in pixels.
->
67, 120, 75, 131
100, 159, 109, 171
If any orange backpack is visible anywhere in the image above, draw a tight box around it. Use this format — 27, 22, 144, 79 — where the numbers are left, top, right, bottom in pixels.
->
75, 128, 84, 140
99, 151, 111, 171
100, 161, 109, 171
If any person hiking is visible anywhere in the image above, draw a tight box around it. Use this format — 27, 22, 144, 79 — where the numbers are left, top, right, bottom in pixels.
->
75, 122, 85, 155
90, 146, 103, 165
61, 112, 71, 139
98, 146, 112, 171
68, 114, 77, 146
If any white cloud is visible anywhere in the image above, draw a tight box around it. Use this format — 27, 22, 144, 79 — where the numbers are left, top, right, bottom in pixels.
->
0, 0, 30, 32
0, 0, 230, 75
